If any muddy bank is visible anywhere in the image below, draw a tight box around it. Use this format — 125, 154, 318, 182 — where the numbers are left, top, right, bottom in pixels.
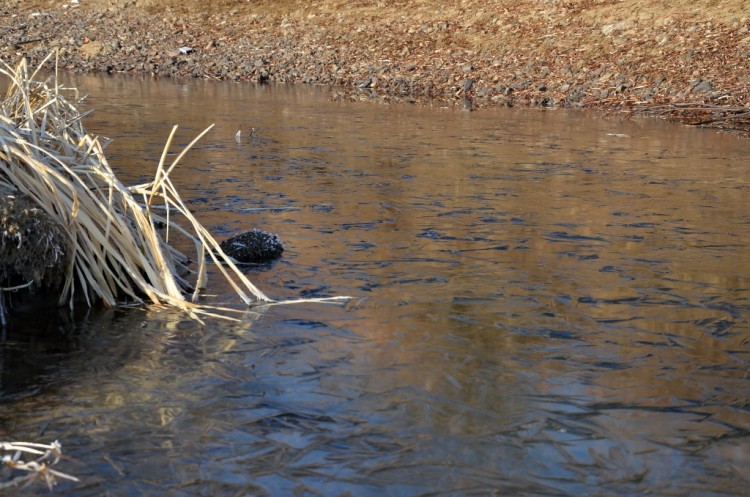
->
1, 0, 749, 127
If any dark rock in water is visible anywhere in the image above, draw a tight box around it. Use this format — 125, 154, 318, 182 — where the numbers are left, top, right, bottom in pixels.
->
219, 229, 284, 263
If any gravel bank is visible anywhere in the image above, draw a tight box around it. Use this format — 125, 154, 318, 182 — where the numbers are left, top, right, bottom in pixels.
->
2, 0, 749, 127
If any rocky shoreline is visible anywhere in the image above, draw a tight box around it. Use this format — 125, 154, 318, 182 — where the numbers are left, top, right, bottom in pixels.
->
2, 0, 749, 131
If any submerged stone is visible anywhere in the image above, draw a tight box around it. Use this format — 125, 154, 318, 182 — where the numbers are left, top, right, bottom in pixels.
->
219, 229, 284, 263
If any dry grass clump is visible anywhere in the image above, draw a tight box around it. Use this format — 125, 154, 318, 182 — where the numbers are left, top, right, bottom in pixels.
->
0, 441, 78, 491
0, 54, 340, 322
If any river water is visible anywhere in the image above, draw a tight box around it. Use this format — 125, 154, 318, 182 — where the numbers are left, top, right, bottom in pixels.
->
1, 74, 748, 496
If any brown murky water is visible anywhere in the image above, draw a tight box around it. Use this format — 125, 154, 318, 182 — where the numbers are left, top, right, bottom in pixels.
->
1, 74, 748, 496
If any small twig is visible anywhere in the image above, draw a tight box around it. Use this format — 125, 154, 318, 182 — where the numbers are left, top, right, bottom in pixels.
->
0, 292, 5, 329
688, 110, 750, 126
14, 36, 51, 47
1, 280, 34, 291
1, 441, 79, 491
0, 25, 25, 34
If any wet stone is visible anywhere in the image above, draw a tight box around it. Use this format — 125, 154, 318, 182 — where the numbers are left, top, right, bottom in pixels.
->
219, 229, 284, 264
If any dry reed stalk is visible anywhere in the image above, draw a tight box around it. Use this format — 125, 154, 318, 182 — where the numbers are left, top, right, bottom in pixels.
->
0, 441, 78, 491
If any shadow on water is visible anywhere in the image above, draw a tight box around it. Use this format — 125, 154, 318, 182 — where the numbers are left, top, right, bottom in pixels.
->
1, 74, 749, 495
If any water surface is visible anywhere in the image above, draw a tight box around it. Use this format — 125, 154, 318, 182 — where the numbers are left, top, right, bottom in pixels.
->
1, 75, 748, 496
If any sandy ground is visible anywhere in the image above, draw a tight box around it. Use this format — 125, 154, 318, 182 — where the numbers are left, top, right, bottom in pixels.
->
1, 0, 749, 128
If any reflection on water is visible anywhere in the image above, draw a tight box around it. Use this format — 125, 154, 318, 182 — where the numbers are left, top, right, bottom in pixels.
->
1, 74, 748, 496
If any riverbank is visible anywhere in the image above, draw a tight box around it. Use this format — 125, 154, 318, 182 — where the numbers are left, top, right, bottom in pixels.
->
2, 0, 749, 131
